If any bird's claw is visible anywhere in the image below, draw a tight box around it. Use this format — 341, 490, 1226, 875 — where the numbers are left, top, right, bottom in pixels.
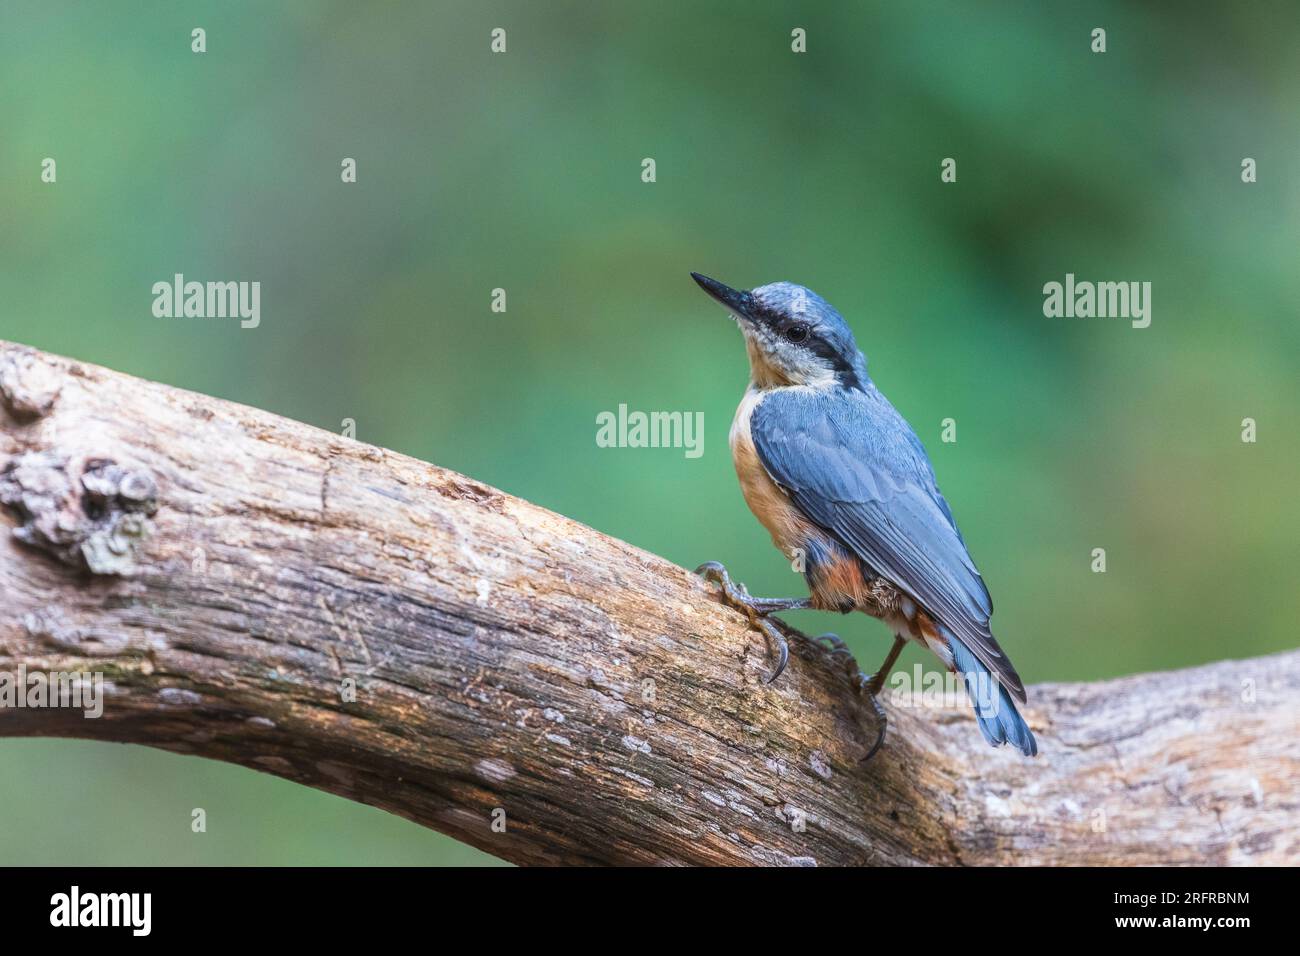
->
754, 616, 790, 684
813, 632, 850, 654
696, 562, 889, 759
695, 561, 790, 683
695, 561, 750, 604
805, 632, 887, 760
857, 635, 906, 763
859, 686, 888, 764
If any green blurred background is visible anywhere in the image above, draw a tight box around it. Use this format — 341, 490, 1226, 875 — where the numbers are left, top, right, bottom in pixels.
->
2, 1, 1296, 864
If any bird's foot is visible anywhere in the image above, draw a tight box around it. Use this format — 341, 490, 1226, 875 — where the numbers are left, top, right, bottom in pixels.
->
812, 631, 849, 653
694, 561, 891, 761
859, 686, 889, 764
856, 635, 906, 763
812, 631, 860, 675
801, 630, 889, 761
695, 561, 813, 614
695, 561, 812, 683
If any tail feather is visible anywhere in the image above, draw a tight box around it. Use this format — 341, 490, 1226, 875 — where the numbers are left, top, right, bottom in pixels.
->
945, 627, 1038, 757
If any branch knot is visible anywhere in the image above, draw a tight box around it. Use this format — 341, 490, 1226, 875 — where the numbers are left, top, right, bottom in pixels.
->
0, 451, 158, 575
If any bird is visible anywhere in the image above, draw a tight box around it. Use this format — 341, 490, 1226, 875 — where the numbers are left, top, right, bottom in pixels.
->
690, 272, 1037, 759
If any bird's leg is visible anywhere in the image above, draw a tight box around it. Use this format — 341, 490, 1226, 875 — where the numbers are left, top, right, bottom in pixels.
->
867, 635, 907, 697
695, 561, 813, 683
858, 635, 906, 764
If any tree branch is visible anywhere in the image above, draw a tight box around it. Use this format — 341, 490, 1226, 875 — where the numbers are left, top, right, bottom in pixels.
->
0, 340, 1294, 865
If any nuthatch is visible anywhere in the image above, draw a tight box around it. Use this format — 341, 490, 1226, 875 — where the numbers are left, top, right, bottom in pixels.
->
691, 273, 1037, 759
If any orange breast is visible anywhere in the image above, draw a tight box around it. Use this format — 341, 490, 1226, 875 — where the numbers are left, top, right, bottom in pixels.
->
729, 388, 819, 557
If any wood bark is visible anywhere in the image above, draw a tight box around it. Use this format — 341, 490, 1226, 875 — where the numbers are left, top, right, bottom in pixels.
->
0, 340, 1295, 866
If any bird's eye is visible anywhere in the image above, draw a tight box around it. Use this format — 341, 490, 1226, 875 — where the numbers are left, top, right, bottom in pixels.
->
784, 323, 810, 344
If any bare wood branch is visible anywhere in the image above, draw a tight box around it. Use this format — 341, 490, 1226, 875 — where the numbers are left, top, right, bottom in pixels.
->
0, 340, 1295, 865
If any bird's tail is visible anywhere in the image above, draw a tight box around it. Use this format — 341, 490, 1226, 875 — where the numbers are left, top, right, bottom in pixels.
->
943, 625, 1038, 757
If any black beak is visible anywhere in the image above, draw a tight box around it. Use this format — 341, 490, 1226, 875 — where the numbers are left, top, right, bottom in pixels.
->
691, 272, 757, 322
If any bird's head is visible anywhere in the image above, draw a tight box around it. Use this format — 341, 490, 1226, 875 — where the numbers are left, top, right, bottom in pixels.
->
691, 273, 867, 390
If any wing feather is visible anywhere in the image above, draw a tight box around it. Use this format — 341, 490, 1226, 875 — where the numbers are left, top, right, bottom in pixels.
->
751, 387, 1026, 702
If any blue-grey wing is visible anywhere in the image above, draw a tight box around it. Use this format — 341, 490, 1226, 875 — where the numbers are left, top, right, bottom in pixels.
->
750, 387, 1025, 702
